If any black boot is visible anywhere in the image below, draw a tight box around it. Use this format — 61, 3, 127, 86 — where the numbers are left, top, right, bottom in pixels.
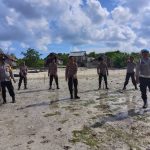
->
49, 85, 52, 90
12, 96, 16, 103
24, 85, 27, 89
70, 90, 73, 99
74, 90, 80, 99
123, 86, 126, 90
105, 84, 109, 90
98, 85, 101, 90
70, 94, 73, 99
143, 103, 148, 109
143, 99, 148, 109
3, 98, 7, 104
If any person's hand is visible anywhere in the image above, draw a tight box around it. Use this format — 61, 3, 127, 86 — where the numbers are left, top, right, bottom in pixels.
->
65, 77, 68, 81
136, 77, 139, 84
73, 74, 77, 79
13, 79, 16, 83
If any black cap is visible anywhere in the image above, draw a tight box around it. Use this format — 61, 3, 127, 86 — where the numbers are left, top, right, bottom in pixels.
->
141, 49, 149, 53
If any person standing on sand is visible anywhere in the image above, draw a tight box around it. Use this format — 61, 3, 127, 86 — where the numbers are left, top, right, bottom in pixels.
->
136, 49, 150, 109
65, 56, 80, 99
0, 57, 16, 104
48, 58, 59, 90
18, 62, 28, 90
97, 57, 109, 90
123, 56, 138, 90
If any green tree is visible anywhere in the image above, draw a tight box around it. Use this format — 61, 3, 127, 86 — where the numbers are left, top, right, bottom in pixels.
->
21, 48, 41, 68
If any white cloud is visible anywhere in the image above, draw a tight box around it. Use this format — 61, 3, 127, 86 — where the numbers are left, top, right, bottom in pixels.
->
0, 0, 150, 54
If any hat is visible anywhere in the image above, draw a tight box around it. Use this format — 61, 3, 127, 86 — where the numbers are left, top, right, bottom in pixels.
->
141, 49, 149, 53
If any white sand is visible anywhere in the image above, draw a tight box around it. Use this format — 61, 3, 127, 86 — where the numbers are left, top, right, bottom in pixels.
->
0, 68, 150, 150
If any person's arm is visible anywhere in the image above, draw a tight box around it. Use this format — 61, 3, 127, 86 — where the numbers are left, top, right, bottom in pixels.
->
26, 66, 28, 74
48, 65, 50, 76
55, 64, 58, 76
106, 64, 109, 76
97, 65, 100, 75
73, 63, 78, 79
135, 61, 140, 84
9, 67, 16, 83
65, 64, 68, 81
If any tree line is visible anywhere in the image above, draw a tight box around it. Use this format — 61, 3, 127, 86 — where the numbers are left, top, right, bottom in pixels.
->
9, 48, 141, 68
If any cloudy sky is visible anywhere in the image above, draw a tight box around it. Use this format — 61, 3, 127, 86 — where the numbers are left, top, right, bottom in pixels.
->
0, 0, 150, 58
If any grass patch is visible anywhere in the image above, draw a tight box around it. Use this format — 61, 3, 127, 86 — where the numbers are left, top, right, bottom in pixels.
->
70, 126, 99, 149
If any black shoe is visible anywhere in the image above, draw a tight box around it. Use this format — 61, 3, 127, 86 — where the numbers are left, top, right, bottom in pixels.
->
24, 87, 27, 90
18, 87, 20, 90
98, 87, 101, 90
143, 103, 148, 109
57, 87, 60, 89
75, 96, 80, 99
135, 87, 138, 90
49, 87, 51, 90
106, 87, 109, 90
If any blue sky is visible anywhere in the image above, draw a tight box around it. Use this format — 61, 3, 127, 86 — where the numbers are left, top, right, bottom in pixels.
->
0, 0, 150, 58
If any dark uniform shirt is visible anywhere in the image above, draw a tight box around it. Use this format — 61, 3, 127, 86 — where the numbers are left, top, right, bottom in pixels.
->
127, 62, 136, 73
97, 62, 108, 75
65, 63, 78, 78
48, 63, 57, 76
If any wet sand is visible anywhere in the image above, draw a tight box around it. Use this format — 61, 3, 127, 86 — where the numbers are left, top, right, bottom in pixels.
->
0, 68, 150, 150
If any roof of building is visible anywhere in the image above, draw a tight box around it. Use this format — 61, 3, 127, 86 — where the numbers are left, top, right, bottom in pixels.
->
0, 50, 17, 62
69, 51, 86, 57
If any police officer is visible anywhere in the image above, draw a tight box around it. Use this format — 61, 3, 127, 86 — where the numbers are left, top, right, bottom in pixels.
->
18, 62, 28, 90
48, 58, 59, 90
136, 49, 150, 108
0, 57, 16, 104
97, 57, 109, 90
123, 56, 138, 90
65, 56, 80, 99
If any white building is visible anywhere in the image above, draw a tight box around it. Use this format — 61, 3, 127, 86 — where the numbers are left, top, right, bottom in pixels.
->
69, 51, 87, 67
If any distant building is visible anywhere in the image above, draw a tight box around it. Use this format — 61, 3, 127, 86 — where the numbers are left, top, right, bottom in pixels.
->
87, 54, 112, 68
69, 51, 87, 67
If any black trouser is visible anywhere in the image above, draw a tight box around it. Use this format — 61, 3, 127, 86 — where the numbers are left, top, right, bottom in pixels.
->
139, 77, 150, 104
68, 77, 78, 97
99, 74, 108, 88
18, 75, 27, 88
49, 75, 59, 88
1, 81, 15, 102
124, 72, 137, 88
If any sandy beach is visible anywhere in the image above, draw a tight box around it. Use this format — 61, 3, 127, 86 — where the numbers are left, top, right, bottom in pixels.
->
0, 68, 150, 150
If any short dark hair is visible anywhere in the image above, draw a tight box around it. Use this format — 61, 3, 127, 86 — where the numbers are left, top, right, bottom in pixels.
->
98, 57, 103, 61
141, 49, 149, 53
